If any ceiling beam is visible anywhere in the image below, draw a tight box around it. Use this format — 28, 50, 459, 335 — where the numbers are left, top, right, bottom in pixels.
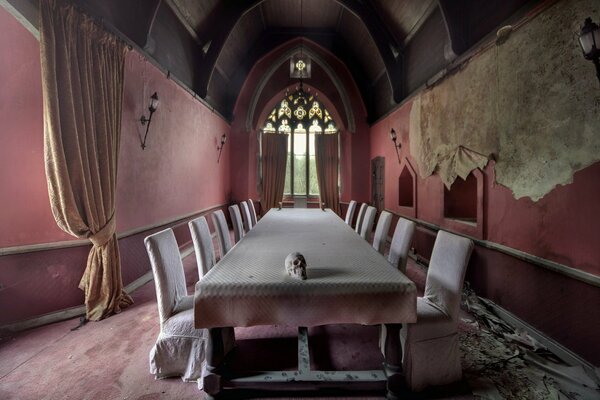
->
195, 0, 262, 99
437, 0, 469, 56
334, 0, 404, 103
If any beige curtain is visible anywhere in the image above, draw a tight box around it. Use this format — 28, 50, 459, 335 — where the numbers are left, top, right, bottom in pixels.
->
315, 134, 340, 215
40, 0, 132, 320
261, 133, 289, 212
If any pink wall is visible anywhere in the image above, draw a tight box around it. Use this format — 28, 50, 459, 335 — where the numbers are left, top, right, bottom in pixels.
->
117, 52, 231, 232
0, 7, 72, 246
370, 99, 600, 364
370, 100, 600, 276
0, 7, 231, 325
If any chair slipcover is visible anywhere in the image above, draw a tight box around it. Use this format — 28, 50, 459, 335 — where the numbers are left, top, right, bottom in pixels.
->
359, 206, 377, 241
401, 230, 474, 391
372, 210, 392, 254
211, 210, 232, 259
144, 228, 206, 386
188, 216, 216, 278
344, 200, 357, 226
354, 203, 368, 234
228, 204, 245, 243
248, 198, 258, 225
388, 217, 416, 273
240, 201, 253, 232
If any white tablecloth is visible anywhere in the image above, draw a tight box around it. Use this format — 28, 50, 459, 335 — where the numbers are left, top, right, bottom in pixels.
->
194, 208, 416, 328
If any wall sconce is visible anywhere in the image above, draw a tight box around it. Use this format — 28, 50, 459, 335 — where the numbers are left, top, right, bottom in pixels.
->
139, 92, 159, 150
217, 133, 227, 163
578, 17, 600, 83
389, 128, 401, 163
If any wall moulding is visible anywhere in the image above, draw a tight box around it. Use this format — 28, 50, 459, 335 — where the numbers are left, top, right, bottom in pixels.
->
0, 203, 228, 256
385, 209, 600, 289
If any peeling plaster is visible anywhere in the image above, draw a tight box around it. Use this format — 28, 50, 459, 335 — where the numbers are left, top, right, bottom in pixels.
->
409, 0, 600, 200
495, 0, 600, 200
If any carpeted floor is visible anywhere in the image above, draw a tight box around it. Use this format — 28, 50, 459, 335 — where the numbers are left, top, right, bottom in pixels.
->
1, 242, 597, 400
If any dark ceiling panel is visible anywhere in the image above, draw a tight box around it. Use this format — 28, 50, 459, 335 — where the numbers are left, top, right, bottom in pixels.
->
372, 0, 435, 42
336, 9, 385, 82
261, 0, 301, 27
167, 0, 219, 39
404, 6, 449, 94
216, 6, 264, 81
262, 0, 341, 29
148, 2, 202, 92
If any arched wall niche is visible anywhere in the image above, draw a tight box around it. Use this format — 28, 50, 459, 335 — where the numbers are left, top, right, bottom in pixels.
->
398, 157, 417, 218
442, 168, 484, 239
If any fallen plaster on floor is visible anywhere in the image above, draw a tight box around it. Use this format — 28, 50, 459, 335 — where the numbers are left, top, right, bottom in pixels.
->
458, 285, 600, 400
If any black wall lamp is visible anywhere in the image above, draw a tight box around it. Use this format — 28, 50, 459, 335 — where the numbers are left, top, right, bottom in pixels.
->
139, 92, 159, 150
389, 128, 401, 163
578, 17, 600, 83
217, 133, 227, 163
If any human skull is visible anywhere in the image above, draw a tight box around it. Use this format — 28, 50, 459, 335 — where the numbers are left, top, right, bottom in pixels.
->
285, 252, 307, 280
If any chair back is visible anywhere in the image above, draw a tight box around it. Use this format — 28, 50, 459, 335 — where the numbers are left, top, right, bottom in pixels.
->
345, 200, 357, 226
359, 206, 377, 240
354, 203, 368, 233
388, 217, 416, 273
425, 230, 474, 320
144, 228, 187, 325
188, 216, 216, 278
248, 199, 258, 225
240, 201, 253, 232
211, 210, 232, 258
228, 204, 245, 243
372, 210, 392, 254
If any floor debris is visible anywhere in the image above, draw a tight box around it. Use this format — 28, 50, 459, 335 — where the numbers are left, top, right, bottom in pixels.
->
459, 284, 600, 400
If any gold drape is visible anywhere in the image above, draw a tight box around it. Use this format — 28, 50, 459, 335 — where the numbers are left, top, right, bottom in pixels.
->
315, 134, 340, 215
261, 134, 289, 212
40, 0, 132, 320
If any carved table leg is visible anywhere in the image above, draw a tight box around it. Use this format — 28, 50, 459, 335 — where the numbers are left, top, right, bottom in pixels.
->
383, 323, 407, 399
204, 327, 224, 398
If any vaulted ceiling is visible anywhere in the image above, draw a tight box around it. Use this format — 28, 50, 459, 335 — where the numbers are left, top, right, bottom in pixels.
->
7, 0, 541, 123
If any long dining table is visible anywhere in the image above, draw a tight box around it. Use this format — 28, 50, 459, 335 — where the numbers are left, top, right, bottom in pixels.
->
194, 208, 417, 398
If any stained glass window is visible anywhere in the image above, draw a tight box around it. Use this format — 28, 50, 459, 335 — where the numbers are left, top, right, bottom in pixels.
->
261, 85, 338, 197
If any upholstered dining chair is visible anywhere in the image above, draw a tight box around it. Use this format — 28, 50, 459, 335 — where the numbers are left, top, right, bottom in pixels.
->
401, 230, 474, 391
228, 204, 245, 243
211, 210, 232, 259
372, 210, 392, 254
344, 200, 357, 227
188, 216, 216, 278
248, 198, 258, 225
359, 206, 377, 241
144, 228, 206, 385
240, 201, 254, 232
354, 203, 368, 234
388, 217, 416, 273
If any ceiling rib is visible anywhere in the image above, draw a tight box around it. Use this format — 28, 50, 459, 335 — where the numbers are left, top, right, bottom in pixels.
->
437, 0, 469, 56
333, 0, 404, 102
196, 0, 263, 98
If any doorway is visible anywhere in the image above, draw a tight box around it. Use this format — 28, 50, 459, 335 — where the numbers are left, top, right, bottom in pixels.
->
371, 157, 385, 212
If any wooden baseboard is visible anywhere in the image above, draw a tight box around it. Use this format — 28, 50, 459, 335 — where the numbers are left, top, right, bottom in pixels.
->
479, 297, 598, 378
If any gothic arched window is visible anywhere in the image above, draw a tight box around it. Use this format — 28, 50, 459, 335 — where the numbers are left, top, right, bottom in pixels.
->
262, 86, 338, 197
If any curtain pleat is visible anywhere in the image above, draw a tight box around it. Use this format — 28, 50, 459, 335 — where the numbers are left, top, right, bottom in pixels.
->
40, 0, 132, 320
261, 134, 289, 212
315, 135, 340, 215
